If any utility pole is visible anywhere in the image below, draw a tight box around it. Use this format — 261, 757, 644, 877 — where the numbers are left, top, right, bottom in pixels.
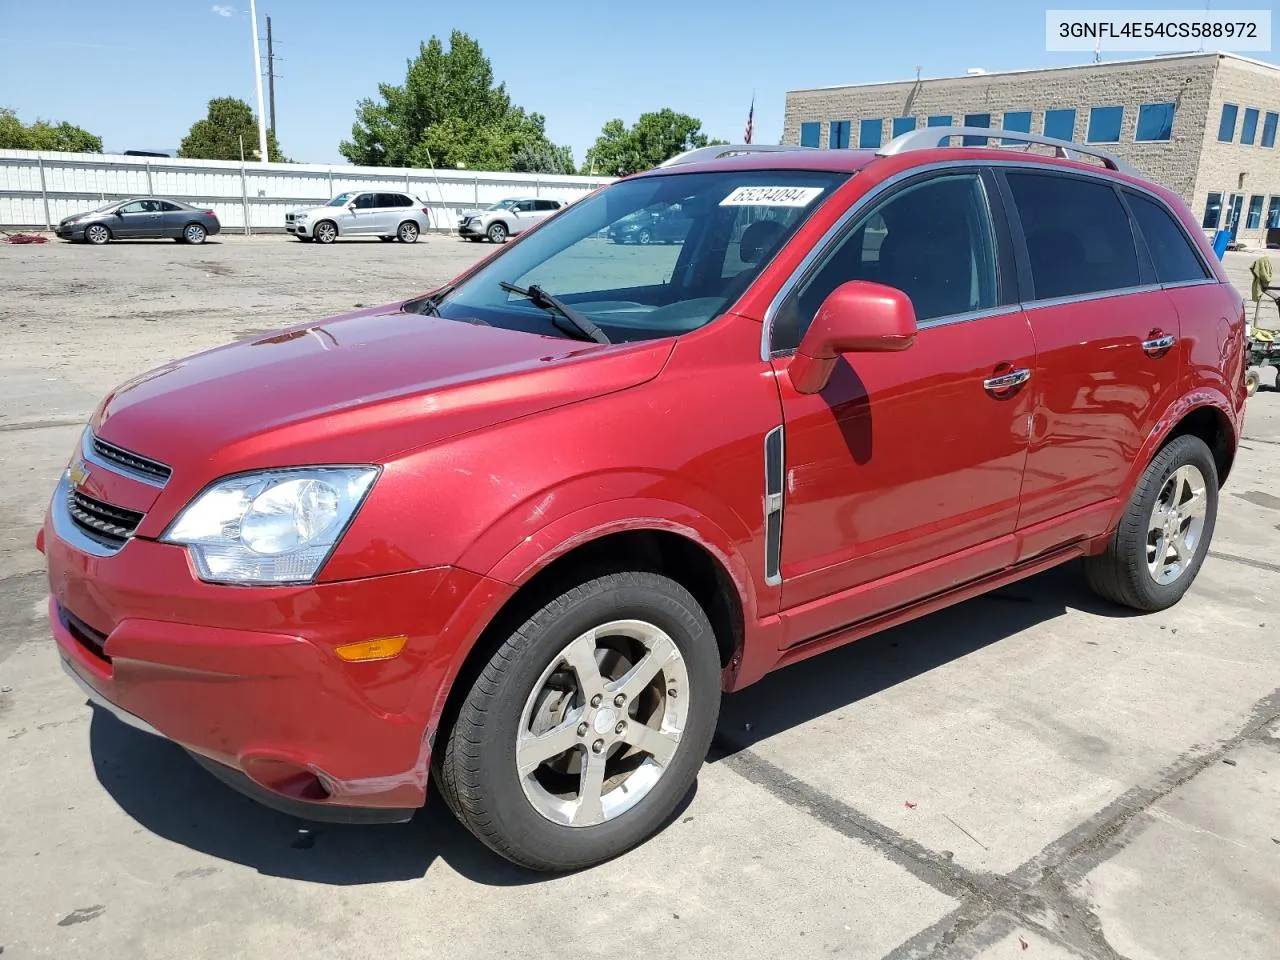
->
266, 16, 277, 137
248, 0, 269, 163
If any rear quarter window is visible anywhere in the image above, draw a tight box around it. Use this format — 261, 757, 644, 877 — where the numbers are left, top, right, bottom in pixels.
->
1124, 191, 1210, 284
1005, 171, 1140, 300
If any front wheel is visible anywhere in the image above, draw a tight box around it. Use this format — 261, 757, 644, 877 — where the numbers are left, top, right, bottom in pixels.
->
436, 571, 721, 872
314, 220, 338, 244
486, 222, 508, 243
85, 224, 111, 245
1083, 434, 1218, 611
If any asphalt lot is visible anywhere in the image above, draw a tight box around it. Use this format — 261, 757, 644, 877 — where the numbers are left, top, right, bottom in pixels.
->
1, 235, 1278, 960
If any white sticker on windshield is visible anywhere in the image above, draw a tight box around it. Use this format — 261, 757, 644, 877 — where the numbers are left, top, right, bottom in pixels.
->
719, 186, 824, 207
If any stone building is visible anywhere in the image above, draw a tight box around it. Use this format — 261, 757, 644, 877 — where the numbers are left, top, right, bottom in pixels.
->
782, 52, 1280, 246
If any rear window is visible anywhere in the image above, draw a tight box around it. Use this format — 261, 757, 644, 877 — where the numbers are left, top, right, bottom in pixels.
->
1124, 191, 1210, 284
1005, 172, 1140, 300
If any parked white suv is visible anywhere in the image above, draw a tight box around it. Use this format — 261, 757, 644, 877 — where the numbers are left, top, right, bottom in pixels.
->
286, 191, 432, 244
457, 197, 563, 243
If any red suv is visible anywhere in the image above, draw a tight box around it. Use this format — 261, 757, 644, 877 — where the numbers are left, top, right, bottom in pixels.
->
40, 129, 1246, 872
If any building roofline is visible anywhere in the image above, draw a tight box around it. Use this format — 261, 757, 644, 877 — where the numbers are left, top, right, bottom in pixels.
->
786, 50, 1278, 94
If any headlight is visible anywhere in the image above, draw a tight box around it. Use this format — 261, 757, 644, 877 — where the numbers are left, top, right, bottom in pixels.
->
295, 213, 310, 221
162, 467, 378, 584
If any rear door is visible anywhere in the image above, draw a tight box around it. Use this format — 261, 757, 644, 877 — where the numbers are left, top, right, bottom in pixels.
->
768, 168, 1036, 642
999, 168, 1185, 559
372, 193, 404, 233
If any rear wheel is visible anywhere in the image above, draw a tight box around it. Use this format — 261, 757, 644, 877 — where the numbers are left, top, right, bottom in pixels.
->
397, 220, 420, 243
183, 223, 207, 244
85, 224, 111, 245
436, 571, 721, 871
314, 220, 338, 244
1084, 435, 1218, 611
1245, 366, 1261, 397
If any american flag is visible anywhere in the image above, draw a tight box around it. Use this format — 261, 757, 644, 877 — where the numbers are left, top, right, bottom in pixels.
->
744, 98, 754, 144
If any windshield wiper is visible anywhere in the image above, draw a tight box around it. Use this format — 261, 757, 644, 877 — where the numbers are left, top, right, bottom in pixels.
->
498, 281, 610, 344
404, 284, 457, 317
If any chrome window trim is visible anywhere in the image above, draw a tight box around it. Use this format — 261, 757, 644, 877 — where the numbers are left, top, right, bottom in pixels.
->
760, 157, 1199, 360
1161, 278, 1222, 291
1018, 284, 1163, 312
50, 472, 125, 558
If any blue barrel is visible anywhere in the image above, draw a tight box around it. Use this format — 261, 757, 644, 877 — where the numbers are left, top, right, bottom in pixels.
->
1212, 230, 1231, 260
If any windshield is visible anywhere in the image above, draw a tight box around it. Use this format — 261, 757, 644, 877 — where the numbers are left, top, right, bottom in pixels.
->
327, 192, 357, 207
433, 169, 848, 343
486, 199, 518, 211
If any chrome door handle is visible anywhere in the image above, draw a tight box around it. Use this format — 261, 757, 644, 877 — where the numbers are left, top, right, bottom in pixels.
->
983, 368, 1032, 392
1142, 334, 1177, 354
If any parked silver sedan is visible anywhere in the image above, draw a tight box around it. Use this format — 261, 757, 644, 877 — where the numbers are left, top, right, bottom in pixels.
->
55, 198, 221, 245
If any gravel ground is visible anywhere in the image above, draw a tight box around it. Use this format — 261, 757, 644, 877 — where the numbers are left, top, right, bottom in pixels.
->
0, 234, 1277, 960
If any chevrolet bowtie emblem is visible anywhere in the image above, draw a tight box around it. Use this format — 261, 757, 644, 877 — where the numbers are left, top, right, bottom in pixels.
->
68, 458, 90, 489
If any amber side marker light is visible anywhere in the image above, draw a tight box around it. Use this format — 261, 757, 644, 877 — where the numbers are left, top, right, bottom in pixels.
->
335, 635, 409, 662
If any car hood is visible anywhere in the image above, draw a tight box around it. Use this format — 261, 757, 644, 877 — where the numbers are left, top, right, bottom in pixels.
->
90, 303, 674, 492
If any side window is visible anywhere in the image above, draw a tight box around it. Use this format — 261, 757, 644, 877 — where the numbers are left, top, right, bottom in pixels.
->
1006, 172, 1140, 300
354, 193, 377, 209
393, 194, 413, 207
772, 173, 997, 352
119, 201, 147, 214
514, 200, 537, 213
1124, 191, 1210, 283
156, 201, 182, 212
536, 199, 559, 212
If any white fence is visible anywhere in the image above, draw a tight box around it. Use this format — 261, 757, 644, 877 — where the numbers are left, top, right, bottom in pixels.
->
0, 150, 614, 232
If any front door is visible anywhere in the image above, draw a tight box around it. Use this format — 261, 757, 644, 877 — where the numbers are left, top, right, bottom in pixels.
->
342, 193, 378, 234
767, 169, 1034, 644
1000, 169, 1184, 557
1226, 193, 1244, 240
114, 200, 162, 238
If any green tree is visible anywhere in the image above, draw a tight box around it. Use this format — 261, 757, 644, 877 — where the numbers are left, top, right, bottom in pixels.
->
340, 30, 571, 172
583, 109, 725, 176
178, 97, 286, 162
0, 108, 102, 152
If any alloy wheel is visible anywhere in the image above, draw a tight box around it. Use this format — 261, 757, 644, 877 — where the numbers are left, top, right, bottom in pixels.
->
1147, 463, 1208, 585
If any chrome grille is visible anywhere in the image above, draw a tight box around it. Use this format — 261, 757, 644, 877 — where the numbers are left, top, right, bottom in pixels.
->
67, 489, 144, 547
91, 436, 172, 484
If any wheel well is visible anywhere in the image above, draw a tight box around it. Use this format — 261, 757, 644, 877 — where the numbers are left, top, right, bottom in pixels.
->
488, 219, 507, 233
315, 218, 337, 233
429, 530, 744, 756
1164, 405, 1235, 486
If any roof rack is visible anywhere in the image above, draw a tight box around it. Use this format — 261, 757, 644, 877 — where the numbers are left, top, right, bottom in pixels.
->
876, 127, 1139, 176
657, 144, 815, 168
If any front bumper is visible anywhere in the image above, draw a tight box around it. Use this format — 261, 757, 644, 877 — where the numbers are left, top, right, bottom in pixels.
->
458, 220, 486, 237
43, 490, 498, 822
56, 223, 85, 240
286, 220, 310, 235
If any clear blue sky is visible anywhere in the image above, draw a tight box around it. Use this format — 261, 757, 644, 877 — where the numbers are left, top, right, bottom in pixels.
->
1, 0, 1275, 165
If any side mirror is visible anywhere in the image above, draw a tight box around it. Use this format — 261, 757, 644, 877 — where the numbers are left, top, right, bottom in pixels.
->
787, 281, 917, 395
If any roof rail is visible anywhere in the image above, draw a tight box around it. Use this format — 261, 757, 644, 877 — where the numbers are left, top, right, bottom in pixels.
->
876, 127, 1139, 176
657, 143, 816, 168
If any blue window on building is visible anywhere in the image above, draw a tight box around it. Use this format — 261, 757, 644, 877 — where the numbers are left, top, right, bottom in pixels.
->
1087, 106, 1123, 143
927, 115, 952, 127
1246, 195, 1264, 230
1263, 112, 1279, 148
1202, 192, 1223, 229
1241, 108, 1260, 145
962, 113, 990, 145
1043, 108, 1076, 141
829, 120, 851, 149
1135, 102, 1175, 141
1001, 111, 1032, 144
1217, 104, 1239, 142
859, 118, 883, 148
891, 116, 916, 138
1267, 197, 1280, 229
799, 122, 821, 148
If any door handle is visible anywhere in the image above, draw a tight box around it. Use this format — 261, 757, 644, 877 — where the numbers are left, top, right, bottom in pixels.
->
1142, 334, 1177, 355
983, 368, 1032, 393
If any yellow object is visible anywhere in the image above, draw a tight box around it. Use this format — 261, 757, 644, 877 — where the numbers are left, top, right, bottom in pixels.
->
335, 635, 408, 662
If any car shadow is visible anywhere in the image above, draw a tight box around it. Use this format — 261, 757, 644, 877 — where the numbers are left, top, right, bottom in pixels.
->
85, 561, 1121, 885
87, 708, 696, 886
713, 562, 1135, 757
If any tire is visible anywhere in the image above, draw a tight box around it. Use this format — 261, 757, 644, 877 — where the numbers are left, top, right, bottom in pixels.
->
1245, 366, 1261, 397
85, 224, 111, 245
397, 221, 420, 243
437, 571, 721, 872
636, 227, 652, 245
1083, 434, 1218, 612
486, 221, 508, 243
314, 220, 338, 244
183, 223, 207, 244
378, 235, 395, 242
